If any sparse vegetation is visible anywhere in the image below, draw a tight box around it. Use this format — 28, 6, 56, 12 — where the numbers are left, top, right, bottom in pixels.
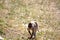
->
0, 0, 60, 40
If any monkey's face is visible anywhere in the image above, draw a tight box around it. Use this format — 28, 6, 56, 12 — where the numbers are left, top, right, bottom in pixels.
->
28, 23, 32, 28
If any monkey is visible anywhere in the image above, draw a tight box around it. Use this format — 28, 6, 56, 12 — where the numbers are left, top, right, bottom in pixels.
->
27, 21, 38, 39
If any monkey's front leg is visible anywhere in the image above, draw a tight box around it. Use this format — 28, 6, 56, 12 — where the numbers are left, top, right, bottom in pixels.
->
27, 28, 32, 39
27, 28, 31, 35
31, 29, 36, 39
30, 31, 34, 39
33, 32, 36, 39
28, 30, 31, 35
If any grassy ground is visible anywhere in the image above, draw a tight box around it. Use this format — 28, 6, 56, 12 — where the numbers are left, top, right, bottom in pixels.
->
0, 0, 60, 40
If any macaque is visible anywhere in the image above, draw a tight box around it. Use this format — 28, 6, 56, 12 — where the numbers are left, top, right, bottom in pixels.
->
27, 21, 38, 39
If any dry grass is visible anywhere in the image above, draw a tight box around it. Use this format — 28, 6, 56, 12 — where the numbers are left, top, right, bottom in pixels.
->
0, 0, 60, 40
